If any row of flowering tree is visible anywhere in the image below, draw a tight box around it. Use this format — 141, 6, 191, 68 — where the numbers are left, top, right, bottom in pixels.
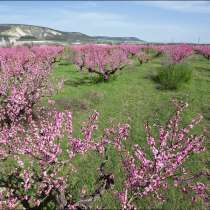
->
194, 45, 210, 60
147, 44, 193, 63
69, 43, 203, 80
0, 45, 209, 209
148, 44, 210, 62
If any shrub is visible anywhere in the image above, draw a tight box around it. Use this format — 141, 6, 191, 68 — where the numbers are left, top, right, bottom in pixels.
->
155, 62, 193, 90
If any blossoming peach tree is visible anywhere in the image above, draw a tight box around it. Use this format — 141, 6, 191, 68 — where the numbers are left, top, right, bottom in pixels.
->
0, 46, 64, 125
119, 44, 151, 65
0, 46, 209, 210
70, 44, 131, 81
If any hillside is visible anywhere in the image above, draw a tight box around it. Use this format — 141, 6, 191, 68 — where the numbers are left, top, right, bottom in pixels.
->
0, 24, 144, 44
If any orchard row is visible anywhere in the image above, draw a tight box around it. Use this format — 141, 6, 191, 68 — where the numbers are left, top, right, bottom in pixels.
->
69, 43, 210, 80
0, 44, 209, 209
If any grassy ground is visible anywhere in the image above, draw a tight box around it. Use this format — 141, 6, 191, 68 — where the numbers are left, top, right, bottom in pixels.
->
48, 54, 210, 209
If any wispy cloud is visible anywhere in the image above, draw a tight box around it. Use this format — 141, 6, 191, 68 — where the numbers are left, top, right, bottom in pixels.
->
141, 1, 210, 14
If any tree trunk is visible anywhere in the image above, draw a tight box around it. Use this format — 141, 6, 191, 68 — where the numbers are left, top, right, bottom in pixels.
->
103, 73, 109, 81
53, 191, 67, 210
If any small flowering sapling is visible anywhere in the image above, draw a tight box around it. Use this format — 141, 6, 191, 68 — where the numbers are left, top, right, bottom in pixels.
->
116, 100, 208, 210
0, 110, 129, 210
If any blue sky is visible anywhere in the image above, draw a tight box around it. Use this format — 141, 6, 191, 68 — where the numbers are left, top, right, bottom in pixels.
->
0, 1, 210, 43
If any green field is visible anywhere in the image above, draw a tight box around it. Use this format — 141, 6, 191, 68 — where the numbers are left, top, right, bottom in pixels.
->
48, 54, 209, 209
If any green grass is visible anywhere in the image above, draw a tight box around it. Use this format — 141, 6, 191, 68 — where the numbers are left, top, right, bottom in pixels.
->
48, 54, 210, 209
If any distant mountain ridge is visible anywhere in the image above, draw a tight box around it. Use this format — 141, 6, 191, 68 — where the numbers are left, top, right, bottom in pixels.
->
0, 24, 145, 44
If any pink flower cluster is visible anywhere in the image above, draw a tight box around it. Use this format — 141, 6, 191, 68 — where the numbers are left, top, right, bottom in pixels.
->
66, 110, 129, 157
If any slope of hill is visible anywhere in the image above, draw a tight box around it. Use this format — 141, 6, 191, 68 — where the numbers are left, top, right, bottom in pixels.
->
0, 24, 145, 44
